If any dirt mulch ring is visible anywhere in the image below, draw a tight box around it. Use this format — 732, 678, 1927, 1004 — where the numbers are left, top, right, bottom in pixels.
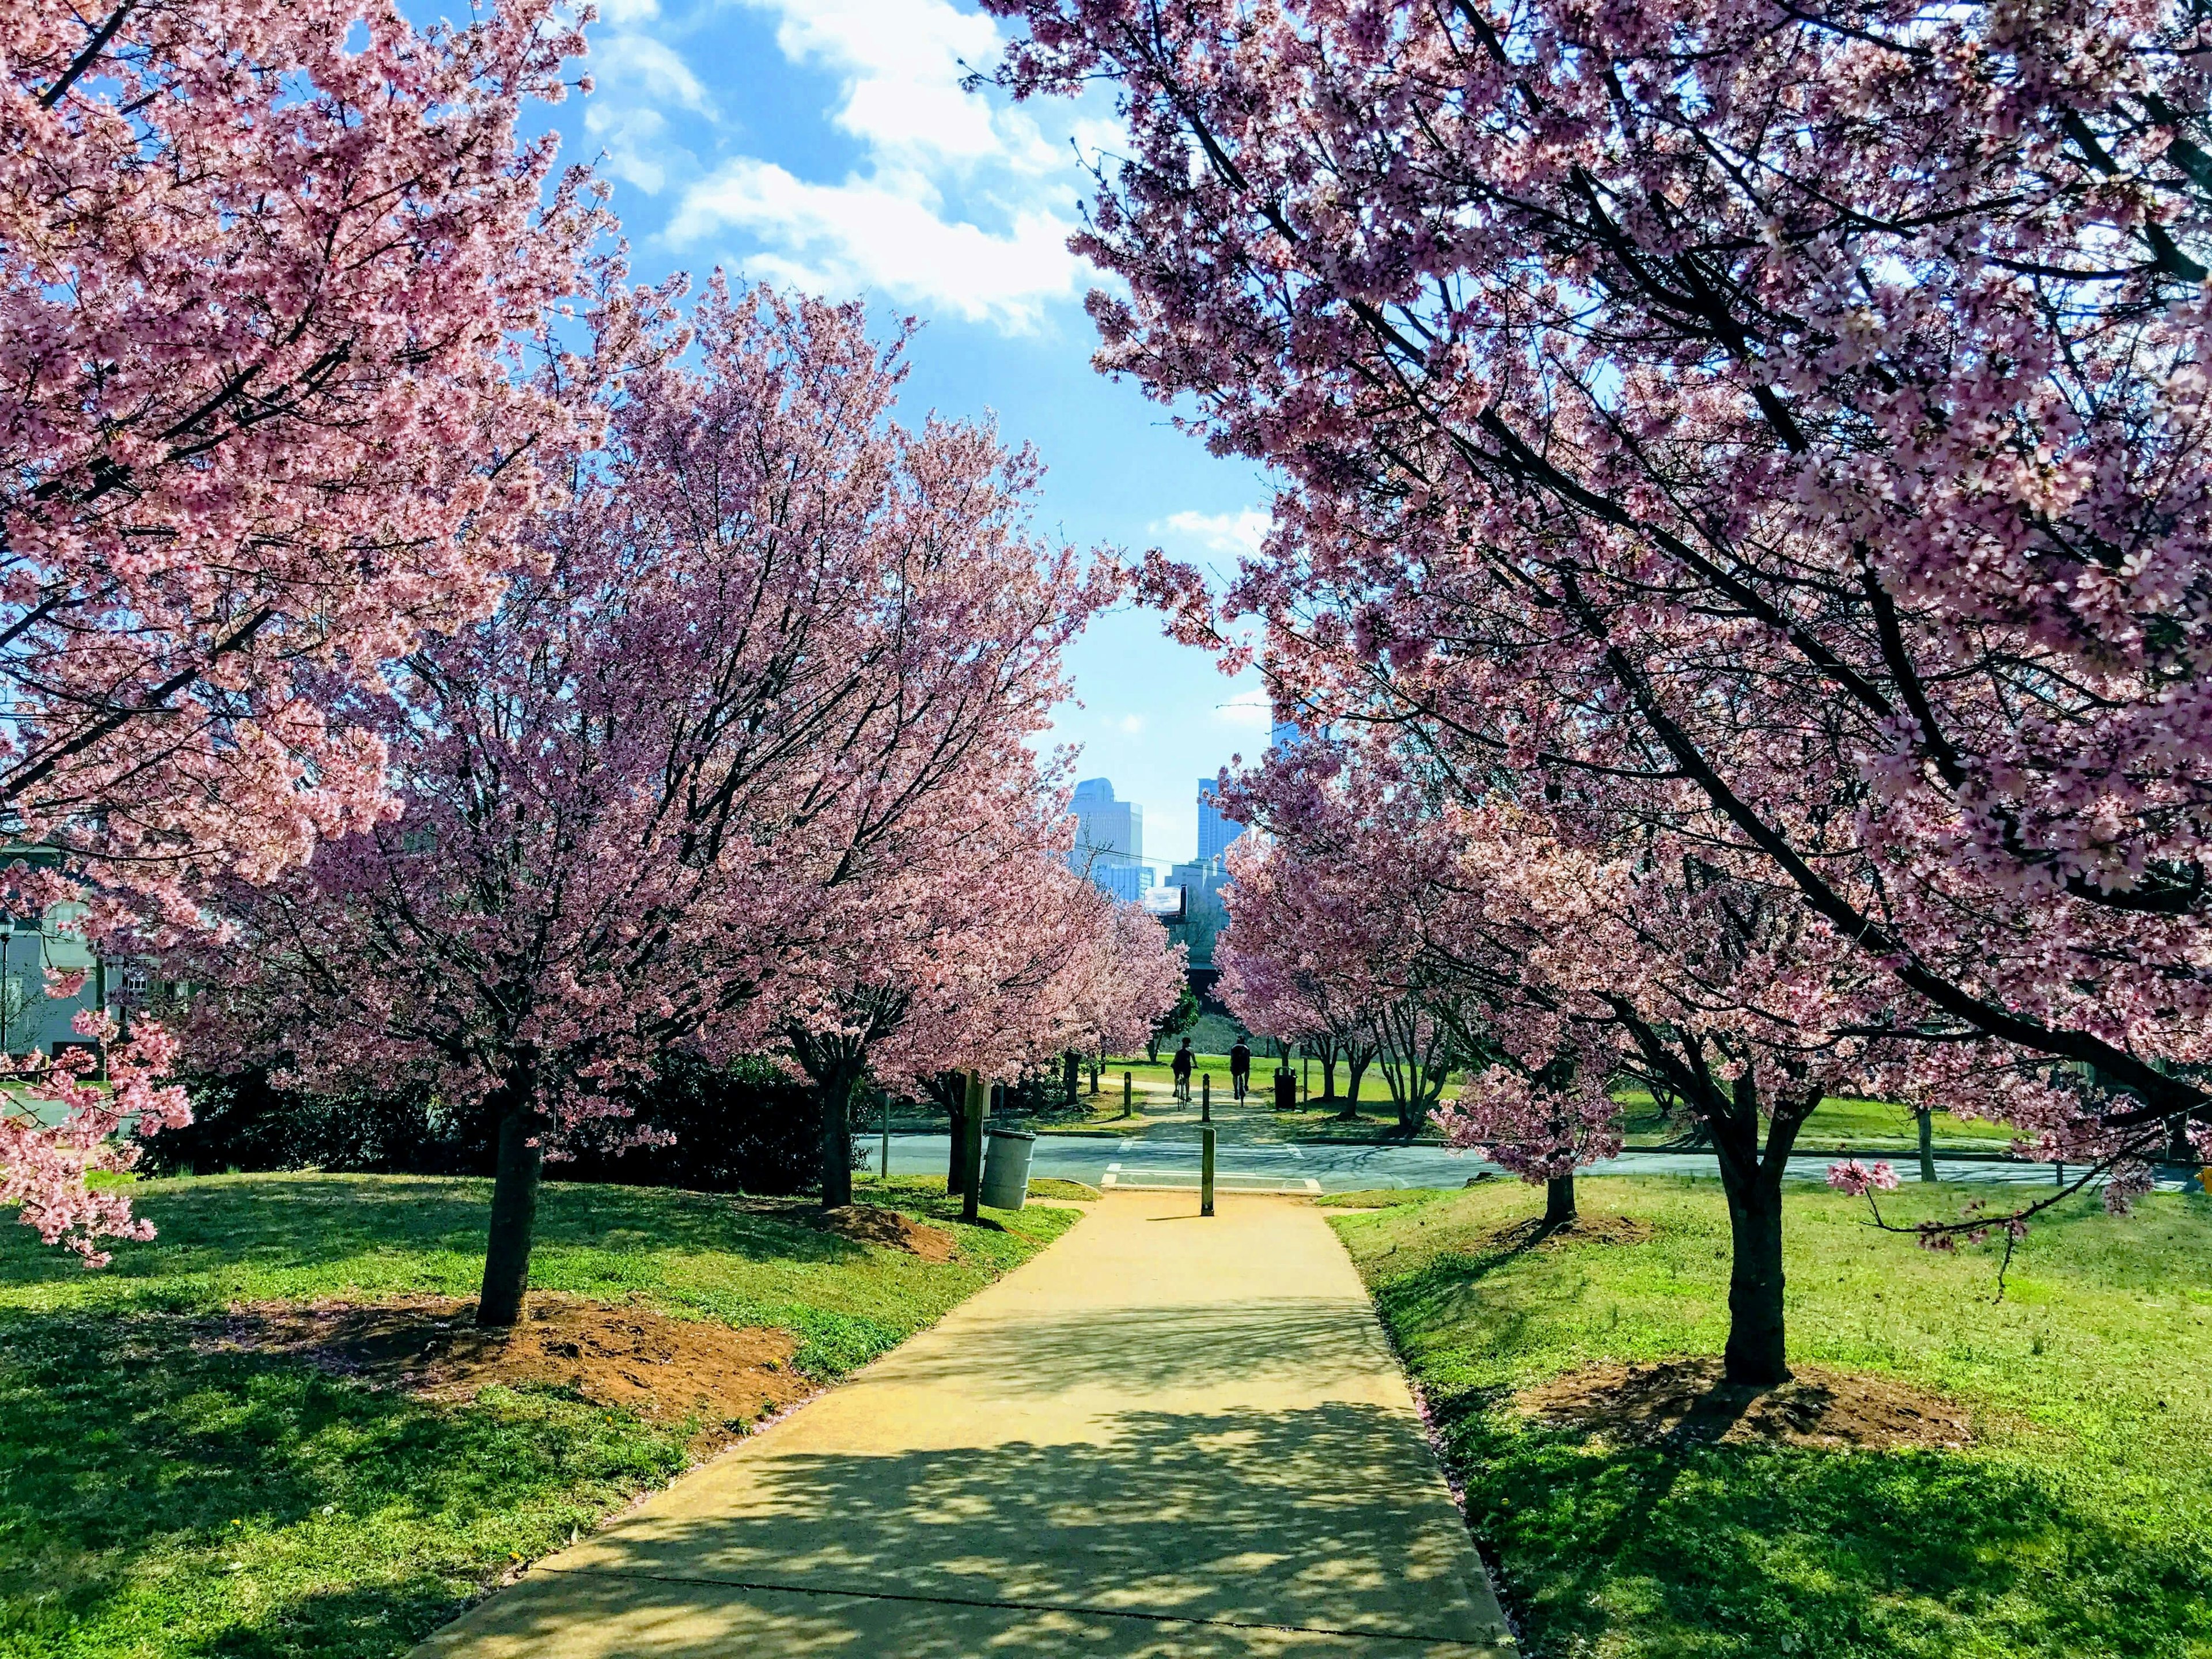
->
1518, 1357, 1976, 1452
1478, 1213, 1656, 1252
812, 1203, 960, 1261
202, 1294, 815, 1445
728, 1196, 962, 1262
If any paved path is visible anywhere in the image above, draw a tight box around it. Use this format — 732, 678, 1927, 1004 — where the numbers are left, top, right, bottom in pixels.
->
414, 1192, 1513, 1658
876, 1131, 2194, 1195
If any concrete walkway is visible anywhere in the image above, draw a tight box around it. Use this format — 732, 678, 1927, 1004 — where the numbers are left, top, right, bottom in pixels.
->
414, 1192, 1514, 1657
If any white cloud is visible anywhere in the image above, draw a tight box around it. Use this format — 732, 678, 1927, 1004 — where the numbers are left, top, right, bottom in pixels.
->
670, 158, 1081, 328
1156, 509, 1272, 559
1115, 714, 1145, 734
586, 103, 680, 195
666, 0, 1093, 333
589, 32, 712, 115
1215, 688, 1271, 729
580, 30, 713, 196
596, 0, 662, 22
738, 0, 1022, 168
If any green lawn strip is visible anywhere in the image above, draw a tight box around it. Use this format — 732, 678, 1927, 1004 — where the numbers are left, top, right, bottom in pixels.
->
1616, 1090, 2022, 1152
0, 1172, 1074, 1659
1332, 1174, 2212, 1659
1312, 1188, 1461, 1209
1026, 1178, 1102, 1201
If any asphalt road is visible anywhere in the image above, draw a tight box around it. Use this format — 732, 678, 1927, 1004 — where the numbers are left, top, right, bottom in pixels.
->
872, 1131, 2197, 1195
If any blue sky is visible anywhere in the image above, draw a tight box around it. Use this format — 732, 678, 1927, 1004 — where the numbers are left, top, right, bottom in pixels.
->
520, 0, 1274, 865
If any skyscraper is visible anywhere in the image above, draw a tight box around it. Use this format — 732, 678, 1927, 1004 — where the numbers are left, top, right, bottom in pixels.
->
1198, 779, 1245, 862
1069, 777, 1151, 901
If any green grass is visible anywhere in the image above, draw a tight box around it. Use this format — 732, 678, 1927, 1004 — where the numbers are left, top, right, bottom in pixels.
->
1312, 1187, 1461, 1209
0, 1172, 1074, 1659
1616, 1090, 2022, 1152
1027, 1178, 1102, 1201
1332, 1175, 2212, 1658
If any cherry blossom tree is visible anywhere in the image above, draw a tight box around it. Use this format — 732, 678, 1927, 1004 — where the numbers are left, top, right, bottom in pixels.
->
2, 0, 601, 1257
989, 0, 2212, 1184
796, 810, 1183, 1207
1222, 739, 2036, 1382
1214, 836, 1383, 1118
200, 282, 1115, 1320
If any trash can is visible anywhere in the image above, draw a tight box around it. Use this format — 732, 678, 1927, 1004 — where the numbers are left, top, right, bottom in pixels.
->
1273, 1067, 1297, 1111
979, 1126, 1037, 1210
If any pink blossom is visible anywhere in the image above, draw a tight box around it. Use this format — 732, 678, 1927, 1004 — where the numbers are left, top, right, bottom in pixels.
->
2, 0, 599, 1253
990, 0, 2212, 1202
194, 285, 1135, 1308
1828, 1160, 1901, 1196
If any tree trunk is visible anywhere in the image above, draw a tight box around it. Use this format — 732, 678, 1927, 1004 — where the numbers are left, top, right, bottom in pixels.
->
1544, 1173, 1577, 1229
477, 1107, 544, 1330
961, 1071, 984, 1223
1696, 1073, 1806, 1387
821, 1065, 856, 1210
1397, 1083, 1421, 1133
1320, 1051, 1339, 1100
1340, 1055, 1371, 1119
1064, 1049, 1080, 1109
1719, 1169, 1790, 1384
1918, 1107, 1937, 1183
946, 1099, 969, 1194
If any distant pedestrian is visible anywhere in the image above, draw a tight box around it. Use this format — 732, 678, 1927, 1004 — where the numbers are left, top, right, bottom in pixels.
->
1229, 1039, 1252, 1103
1172, 1038, 1195, 1102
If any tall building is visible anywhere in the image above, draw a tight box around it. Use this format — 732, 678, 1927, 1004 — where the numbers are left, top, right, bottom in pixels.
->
1166, 854, 1232, 968
1197, 779, 1245, 862
1069, 777, 1151, 901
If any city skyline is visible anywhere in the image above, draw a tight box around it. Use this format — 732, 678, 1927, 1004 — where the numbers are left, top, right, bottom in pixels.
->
1074, 718, 1308, 881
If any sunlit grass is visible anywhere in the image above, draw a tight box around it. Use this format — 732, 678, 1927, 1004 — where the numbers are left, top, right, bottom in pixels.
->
1335, 1175, 2212, 1658
0, 1172, 1073, 1659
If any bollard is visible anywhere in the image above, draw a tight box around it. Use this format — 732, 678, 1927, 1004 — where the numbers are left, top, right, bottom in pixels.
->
963, 1070, 986, 1222
1201, 1124, 1215, 1217
1122, 1070, 1132, 1119
2055, 1159, 2065, 1189
880, 1092, 891, 1184
1202, 1073, 1211, 1121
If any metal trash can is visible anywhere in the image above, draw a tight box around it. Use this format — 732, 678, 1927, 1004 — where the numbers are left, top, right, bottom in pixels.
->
979, 1126, 1037, 1210
1273, 1067, 1297, 1111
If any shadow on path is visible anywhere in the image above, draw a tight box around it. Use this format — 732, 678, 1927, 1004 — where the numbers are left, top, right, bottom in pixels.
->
428, 1403, 1503, 1657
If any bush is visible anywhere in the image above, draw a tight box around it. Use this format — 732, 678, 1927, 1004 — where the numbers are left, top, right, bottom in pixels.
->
138, 1069, 477, 1178
145, 1055, 828, 1195
557, 1055, 823, 1196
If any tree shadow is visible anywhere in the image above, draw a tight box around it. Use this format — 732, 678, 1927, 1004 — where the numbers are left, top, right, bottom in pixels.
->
1443, 1398, 2206, 1658
0, 1308, 687, 1658
422, 1402, 1507, 1658
0, 1175, 873, 1296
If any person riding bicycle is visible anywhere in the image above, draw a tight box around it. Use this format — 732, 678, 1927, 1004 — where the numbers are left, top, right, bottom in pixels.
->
1171, 1037, 1195, 1102
1228, 1039, 1252, 1103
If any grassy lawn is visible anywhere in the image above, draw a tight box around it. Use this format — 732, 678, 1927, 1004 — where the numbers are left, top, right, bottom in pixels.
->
1332, 1175, 2212, 1658
1313, 1187, 1461, 1209
0, 1172, 1074, 1659
1617, 1090, 2022, 1152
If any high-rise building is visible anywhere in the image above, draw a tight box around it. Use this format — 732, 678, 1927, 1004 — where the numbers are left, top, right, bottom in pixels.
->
1092, 862, 1156, 904
1197, 779, 1245, 862
1069, 777, 1150, 901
